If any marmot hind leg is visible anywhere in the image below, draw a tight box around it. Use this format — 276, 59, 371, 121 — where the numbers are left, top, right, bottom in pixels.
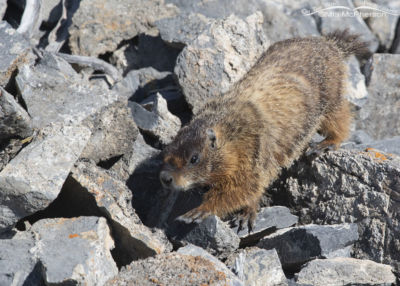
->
308, 99, 352, 155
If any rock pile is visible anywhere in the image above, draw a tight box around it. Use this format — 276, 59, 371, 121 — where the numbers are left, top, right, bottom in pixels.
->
0, 0, 399, 285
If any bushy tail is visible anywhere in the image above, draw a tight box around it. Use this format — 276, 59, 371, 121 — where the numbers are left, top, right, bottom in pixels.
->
325, 29, 371, 59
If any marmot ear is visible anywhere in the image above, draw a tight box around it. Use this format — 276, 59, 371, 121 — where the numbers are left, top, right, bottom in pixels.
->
206, 128, 217, 149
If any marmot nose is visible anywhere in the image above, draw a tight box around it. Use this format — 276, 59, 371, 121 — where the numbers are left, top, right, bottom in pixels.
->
160, 171, 173, 186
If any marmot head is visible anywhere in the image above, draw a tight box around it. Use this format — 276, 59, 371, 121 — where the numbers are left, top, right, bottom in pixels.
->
160, 119, 219, 191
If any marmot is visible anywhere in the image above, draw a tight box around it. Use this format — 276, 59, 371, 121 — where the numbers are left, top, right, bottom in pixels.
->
160, 30, 370, 231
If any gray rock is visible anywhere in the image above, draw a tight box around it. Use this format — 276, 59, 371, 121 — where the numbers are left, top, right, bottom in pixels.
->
70, 161, 172, 266
0, 139, 24, 172
176, 215, 240, 258
68, 0, 178, 57
296, 257, 396, 286
346, 129, 374, 145
356, 53, 400, 140
257, 223, 359, 269
129, 93, 181, 144
0, 87, 33, 140
111, 132, 160, 181
225, 247, 287, 286
231, 206, 298, 241
0, 0, 6, 19
345, 56, 368, 108
19, 216, 117, 286
0, 123, 91, 233
317, 0, 379, 53
355, 0, 400, 51
80, 100, 139, 164
268, 149, 400, 275
106, 247, 242, 286
177, 244, 243, 286
156, 12, 212, 46
351, 136, 400, 156
16, 53, 119, 129
113, 67, 172, 100
175, 12, 268, 112
0, 21, 34, 87
0, 239, 41, 286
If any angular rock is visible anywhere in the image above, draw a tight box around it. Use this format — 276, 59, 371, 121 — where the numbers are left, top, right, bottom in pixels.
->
80, 100, 139, 164
355, 0, 400, 51
106, 247, 242, 286
296, 257, 396, 286
353, 137, 400, 156
0, 87, 33, 140
0, 123, 91, 233
0, 139, 24, 172
225, 247, 287, 286
68, 0, 178, 57
0, 21, 34, 86
177, 244, 243, 286
175, 12, 268, 112
16, 52, 119, 129
111, 132, 160, 181
69, 161, 172, 266
0, 0, 6, 19
345, 56, 368, 108
18, 216, 117, 286
113, 67, 172, 101
317, 0, 379, 53
0, 239, 41, 286
356, 53, 400, 140
172, 215, 240, 258
156, 12, 212, 46
231, 206, 298, 242
129, 93, 181, 144
268, 149, 400, 275
257, 223, 359, 269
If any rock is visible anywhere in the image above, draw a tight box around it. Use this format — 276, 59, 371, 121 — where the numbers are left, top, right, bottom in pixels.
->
113, 67, 172, 101
268, 149, 400, 275
69, 161, 172, 266
175, 12, 268, 112
0, 239, 41, 286
356, 53, 400, 140
111, 132, 160, 181
355, 0, 400, 51
129, 93, 181, 145
316, 0, 379, 53
0, 139, 24, 172
345, 56, 368, 108
225, 247, 287, 286
106, 247, 242, 286
0, 21, 34, 87
177, 244, 243, 286
156, 12, 212, 46
0, 87, 33, 140
14, 216, 117, 286
296, 257, 396, 286
0, 0, 6, 19
0, 123, 91, 233
68, 0, 178, 57
80, 100, 139, 164
16, 53, 119, 129
257, 223, 359, 269
172, 215, 240, 258
355, 137, 400, 156
231, 206, 298, 243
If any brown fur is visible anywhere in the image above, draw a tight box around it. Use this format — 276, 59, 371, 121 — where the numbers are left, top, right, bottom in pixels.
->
160, 30, 370, 228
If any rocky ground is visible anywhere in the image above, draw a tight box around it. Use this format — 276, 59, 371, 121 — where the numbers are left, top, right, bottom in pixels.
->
0, 0, 400, 285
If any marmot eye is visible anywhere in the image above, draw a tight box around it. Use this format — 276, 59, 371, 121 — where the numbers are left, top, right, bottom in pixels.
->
190, 154, 200, 165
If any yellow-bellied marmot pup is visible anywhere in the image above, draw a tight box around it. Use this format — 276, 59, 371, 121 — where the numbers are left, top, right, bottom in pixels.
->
160, 30, 370, 231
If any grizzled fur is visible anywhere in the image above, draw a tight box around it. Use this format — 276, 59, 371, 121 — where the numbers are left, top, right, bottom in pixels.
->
160, 30, 370, 230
